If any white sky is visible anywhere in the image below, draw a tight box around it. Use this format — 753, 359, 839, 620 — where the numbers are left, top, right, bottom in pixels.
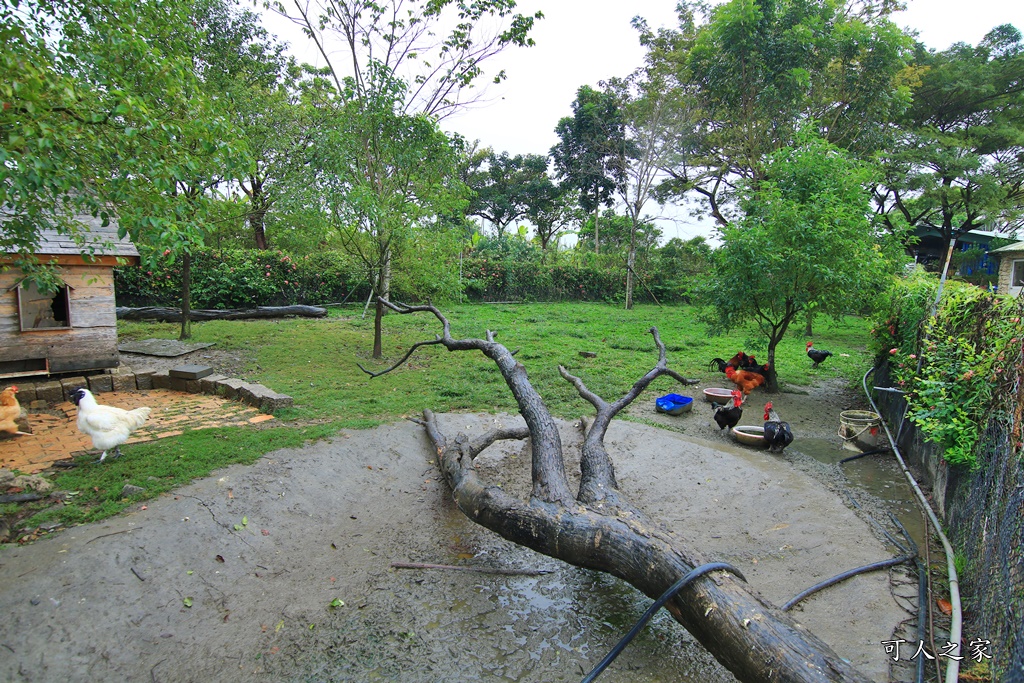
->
262, 1, 1024, 243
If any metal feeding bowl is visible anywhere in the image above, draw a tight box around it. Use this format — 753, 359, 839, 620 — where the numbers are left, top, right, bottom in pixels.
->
655, 393, 694, 416
703, 387, 735, 403
731, 425, 766, 447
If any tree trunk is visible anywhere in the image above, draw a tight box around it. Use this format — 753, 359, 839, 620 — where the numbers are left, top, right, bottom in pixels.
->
805, 311, 813, 337
594, 206, 600, 255
373, 297, 384, 359
625, 222, 637, 310
250, 209, 268, 250
178, 251, 192, 341
364, 301, 873, 683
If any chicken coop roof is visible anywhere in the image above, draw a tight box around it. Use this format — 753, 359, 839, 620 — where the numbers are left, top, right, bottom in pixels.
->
989, 241, 1024, 254
0, 210, 139, 258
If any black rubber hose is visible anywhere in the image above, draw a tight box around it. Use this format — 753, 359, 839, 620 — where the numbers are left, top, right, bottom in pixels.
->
838, 447, 890, 464
781, 554, 915, 612
580, 562, 746, 683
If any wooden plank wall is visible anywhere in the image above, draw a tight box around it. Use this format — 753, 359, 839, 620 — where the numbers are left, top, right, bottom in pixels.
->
0, 266, 119, 370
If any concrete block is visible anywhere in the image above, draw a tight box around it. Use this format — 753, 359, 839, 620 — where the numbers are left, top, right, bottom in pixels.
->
133, 368, 156, 390
258, 391, 293, 413
214, 378, 248, 399
60, 377, 89, 398
34, 381, 65, 404
169, 365, 213, 380
199, 374, 229, 395
2, 384, 36, 402
86, 374, 114, 394
170, 377, 202, 394
152, 370, 172, 390
111, 372, 136, 392
237, 382, 264, 406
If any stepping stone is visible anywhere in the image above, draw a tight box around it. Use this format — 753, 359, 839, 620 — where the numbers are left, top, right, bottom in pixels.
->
169, 365, 213, 380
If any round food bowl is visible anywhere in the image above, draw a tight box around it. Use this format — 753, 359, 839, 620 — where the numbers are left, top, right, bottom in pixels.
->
703, 387, 735, 403
731, 425, 766, 447
655, 393, 694, 416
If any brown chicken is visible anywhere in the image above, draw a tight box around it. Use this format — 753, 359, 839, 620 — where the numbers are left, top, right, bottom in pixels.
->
725, 365, 766, 396
0, 386, 30, 436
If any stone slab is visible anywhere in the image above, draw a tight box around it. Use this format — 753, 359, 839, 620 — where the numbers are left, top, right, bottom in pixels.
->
169, 365, 213, 380
117, 339, 215, 357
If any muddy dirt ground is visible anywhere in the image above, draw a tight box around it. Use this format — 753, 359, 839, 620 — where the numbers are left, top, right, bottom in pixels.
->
0, 355, 924, 683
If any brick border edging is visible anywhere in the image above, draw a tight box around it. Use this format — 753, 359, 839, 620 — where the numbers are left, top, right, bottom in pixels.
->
4, 367, 293, 414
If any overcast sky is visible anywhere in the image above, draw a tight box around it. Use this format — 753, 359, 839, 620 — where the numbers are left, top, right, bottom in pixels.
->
263, 1, 1024, 242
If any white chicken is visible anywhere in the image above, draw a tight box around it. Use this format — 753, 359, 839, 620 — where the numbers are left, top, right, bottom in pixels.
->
71, 388, 151, 462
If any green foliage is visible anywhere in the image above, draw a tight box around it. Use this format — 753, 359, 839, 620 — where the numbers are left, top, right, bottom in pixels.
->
550, 85, 627, 215
706, 131, 901, 387
644, 0, 913, 217
115, 248, 367, 308
877, 273, 1024, 468
876, 26, 1024, 244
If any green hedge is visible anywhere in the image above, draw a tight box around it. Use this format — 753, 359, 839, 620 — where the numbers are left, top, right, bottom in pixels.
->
115, 248, 369, 308
115, 248, 706, 308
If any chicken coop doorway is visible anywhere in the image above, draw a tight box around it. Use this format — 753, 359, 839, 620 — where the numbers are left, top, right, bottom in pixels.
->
17, 280, 72, 331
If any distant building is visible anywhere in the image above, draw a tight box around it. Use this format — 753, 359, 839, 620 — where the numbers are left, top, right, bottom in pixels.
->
0, 214, 140, 378
990, 241, 1024, 297
909, 227, 1003, 277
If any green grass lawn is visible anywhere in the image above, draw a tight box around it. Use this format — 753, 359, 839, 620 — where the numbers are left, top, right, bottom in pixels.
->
14, 302, 873, 532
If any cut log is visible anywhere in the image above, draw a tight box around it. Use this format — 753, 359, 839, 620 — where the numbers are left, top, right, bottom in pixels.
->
115, 305, 327, 322
365, 300, 873, 683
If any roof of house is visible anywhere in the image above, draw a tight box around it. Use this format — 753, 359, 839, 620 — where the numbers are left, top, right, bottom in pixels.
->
990, 241, 1024, 254
1, 212, 139, 258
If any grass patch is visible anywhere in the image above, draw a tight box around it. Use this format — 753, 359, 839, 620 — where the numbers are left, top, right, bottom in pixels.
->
21, 302, 871, 533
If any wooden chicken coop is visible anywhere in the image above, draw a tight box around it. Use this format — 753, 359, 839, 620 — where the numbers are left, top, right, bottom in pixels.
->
0, 214, 140, 379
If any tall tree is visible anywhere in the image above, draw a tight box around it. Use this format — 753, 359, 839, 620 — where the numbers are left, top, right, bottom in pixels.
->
308, 70, 467, 357
604, 71, 695, 309
873, 25, 1024, 269
525, 178, 580, 255
465, 150, 550, 238
550, 85, 627, 255
642, 0, 913, 225
275, 0, 540, 356
707, 132, 899, 392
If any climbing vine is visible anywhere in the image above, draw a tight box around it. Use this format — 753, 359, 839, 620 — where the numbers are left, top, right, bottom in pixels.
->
872, 269, 1024, 469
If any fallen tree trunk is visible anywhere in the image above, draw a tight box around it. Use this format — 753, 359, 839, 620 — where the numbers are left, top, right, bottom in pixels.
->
115, 305, 327, 322
364, 300, 872, 682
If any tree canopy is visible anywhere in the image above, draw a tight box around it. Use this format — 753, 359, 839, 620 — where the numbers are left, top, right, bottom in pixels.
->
874, 25, 1024, 255
707, 131, 901, 391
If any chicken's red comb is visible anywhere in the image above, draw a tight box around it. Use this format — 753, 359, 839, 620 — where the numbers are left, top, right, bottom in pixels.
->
806, 341, 813, 347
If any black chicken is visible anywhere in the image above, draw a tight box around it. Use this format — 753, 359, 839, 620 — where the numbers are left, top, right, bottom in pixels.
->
712, 389, 744, 430
763, 402, 794, 453
806, 341, 833, 368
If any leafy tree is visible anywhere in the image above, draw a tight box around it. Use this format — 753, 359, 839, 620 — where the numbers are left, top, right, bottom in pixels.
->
465, 150, 550, 238
575, 209, 661, 254
275, 0, 540, 356
604, 70, 695, 309
874, 25, 1024, 269
526, 180, 580, 255
707, 132, 898, 392
0, 0, 194, 261
307, 70, 468, 357
550, 85, 627, 255
642, 0, 913, 224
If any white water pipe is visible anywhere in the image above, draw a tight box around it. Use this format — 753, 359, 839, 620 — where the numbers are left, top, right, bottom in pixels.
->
862, 368, 962, 683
